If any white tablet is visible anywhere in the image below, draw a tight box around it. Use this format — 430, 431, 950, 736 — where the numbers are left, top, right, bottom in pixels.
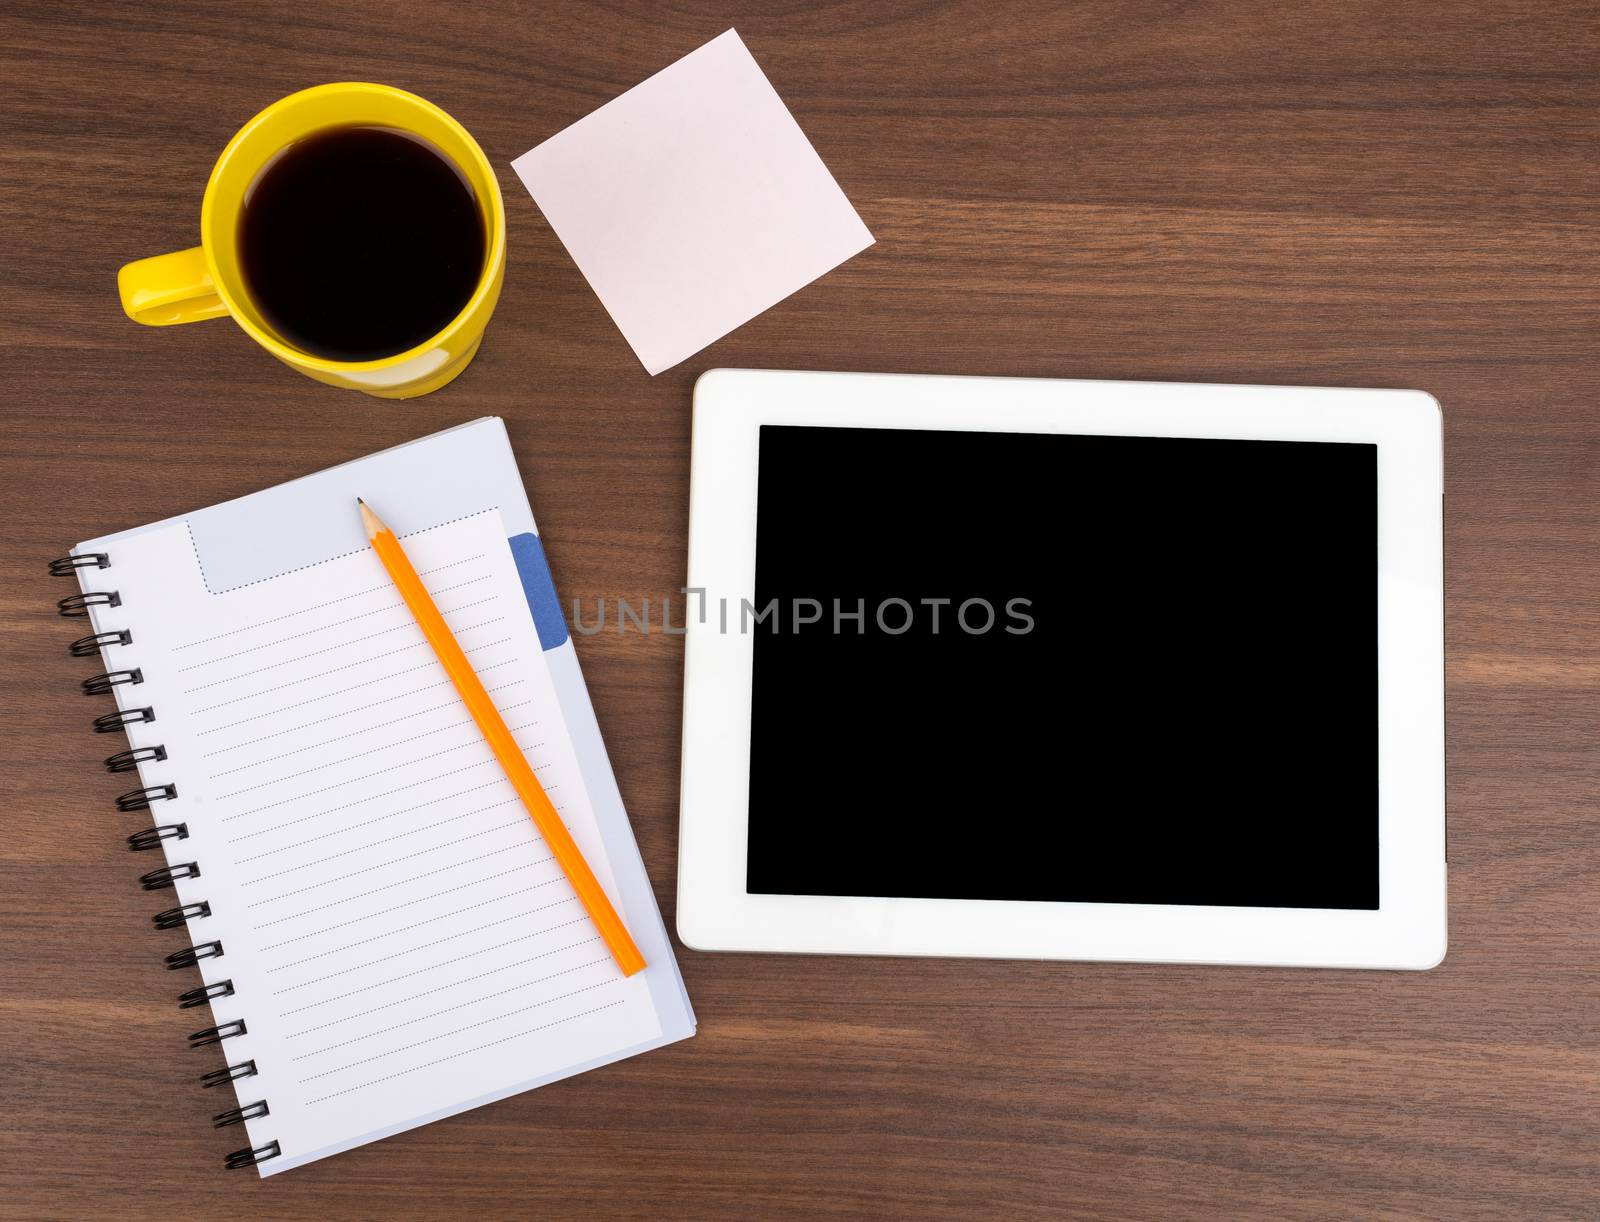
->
677, 370, 1445, 969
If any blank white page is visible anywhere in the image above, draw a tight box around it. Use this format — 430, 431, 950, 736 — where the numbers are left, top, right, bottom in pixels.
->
98, 509, 664, 1172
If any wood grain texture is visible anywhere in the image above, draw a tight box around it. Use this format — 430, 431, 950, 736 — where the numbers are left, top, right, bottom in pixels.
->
2, 1, 1597, 1217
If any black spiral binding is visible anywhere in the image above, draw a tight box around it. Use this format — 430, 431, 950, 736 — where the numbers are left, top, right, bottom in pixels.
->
71, 629, 131, 657
94, 706, 154, 733
55, 551, 279, 1171
57, 590, 120, 617
225, 1141, 281, 1170
180, 980, 236, 1009
83, 667, 142, 695
200, 1060, 257, 1088
140, 861, 200, 889
128, 823, 187, 850
107, 744, 167, 773
189, 1020, 248, 1048
50, 552, 109, 575
152, 901, 210, 930
118, 783, 177, 812
166, 940, 224, 970
213, 1100, 268, 1128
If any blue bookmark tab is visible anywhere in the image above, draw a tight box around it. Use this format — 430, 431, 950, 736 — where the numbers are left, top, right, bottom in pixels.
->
508, 532, 568, 650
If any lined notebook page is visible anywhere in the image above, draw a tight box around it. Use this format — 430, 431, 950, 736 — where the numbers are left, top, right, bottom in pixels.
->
103, 510, 662, 1169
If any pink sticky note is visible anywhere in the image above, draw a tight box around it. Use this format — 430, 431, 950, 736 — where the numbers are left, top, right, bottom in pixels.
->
511, 29, 874, 375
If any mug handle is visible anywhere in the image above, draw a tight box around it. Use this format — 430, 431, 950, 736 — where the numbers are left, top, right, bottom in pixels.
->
117, 247, 230, 326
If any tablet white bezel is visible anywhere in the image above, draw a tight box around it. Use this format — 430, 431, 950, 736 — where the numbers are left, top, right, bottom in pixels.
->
677, 369, 1445, 969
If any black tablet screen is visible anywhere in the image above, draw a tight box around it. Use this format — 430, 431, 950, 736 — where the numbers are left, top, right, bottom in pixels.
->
745, 425, 1378, 909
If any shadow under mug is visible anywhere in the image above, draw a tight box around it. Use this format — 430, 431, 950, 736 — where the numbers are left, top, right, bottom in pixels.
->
117, 82, 506, 399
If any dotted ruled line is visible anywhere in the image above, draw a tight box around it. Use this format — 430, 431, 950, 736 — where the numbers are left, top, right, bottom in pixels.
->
242, 815, 532, 892
214, 701, 532, 796
253, 854, 541, 931
284, 949, 604, 1041
232, 777, 509, 848
264, 887, 573, 973
191, 636, 512, 717
195, 659, 515, 740
202, 676, 517, 757
180, 605, 503, 695
222, 721, 541, 821
176, 599, 408, 673
257, 865, 556, 948
175, 582, 491, 673
235, 792, 521, 864
273, 907, 586, 995
301, 1004, 624, 1103
209, 686, 508, 771
245, 828, 548, 906
289, 959, 609, 1059
298, 980, 618, 1082
279, 930, 596, 1018
173, 554, 484, 651
239, 801, 526, 883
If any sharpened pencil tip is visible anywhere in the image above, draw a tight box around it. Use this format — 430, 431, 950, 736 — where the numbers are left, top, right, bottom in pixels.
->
357, 497, 386, 541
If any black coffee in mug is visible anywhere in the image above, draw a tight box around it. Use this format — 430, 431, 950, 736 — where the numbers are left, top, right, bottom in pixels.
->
239, 126, 485, 362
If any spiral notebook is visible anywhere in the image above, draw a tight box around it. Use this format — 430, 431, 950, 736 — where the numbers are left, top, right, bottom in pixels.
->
52, 419, 695, 1175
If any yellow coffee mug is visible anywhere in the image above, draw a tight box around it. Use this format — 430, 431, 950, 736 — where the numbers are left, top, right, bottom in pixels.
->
117, 83, 505, 399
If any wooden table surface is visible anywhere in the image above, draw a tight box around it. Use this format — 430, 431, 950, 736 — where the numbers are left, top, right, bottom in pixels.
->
2, 1, 1597, 1217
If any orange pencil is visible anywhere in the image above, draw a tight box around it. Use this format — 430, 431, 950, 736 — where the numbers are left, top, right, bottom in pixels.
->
358, 498, 646, 978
